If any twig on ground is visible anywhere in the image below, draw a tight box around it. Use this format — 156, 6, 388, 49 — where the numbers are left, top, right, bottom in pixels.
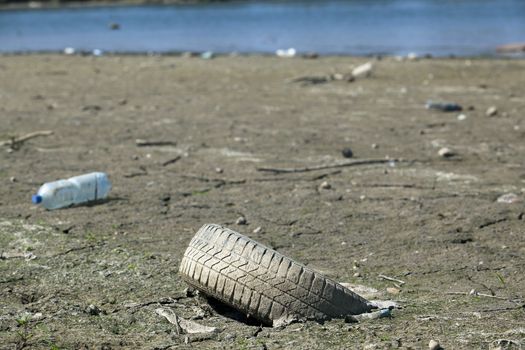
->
446, 290, 523, 303
257, 158, 401, 174
379, 274, 406, 285
162, 155, 182, 167
135, 139, 177, 147
0, 130, 54, 149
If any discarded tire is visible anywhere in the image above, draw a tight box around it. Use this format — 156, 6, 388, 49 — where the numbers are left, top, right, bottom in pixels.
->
179, 224, 374, 326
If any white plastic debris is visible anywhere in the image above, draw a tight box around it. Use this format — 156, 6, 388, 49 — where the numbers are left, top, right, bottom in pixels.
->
64, 47, 75, 55
496, 193, 520, 204
351, 62, 373, 78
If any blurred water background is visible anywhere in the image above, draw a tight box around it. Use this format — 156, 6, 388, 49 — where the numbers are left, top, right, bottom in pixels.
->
1, 0, 524, 56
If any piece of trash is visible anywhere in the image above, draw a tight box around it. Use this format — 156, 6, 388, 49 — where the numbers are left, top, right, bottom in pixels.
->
32, 172, 111, 210
253, 226, 263, 234
179, 224, 374, 326
457, 114, 467, 121
352, 62, 373, 78
428, 339, 441, 350
438, 147, 455, 158
64, 47, 75, 55
486, 106, 498, 117
276, 48, 296, 58
496, 193, 520, 204
345, 307, 393, 323
201, 51, 215, 60
341, 147, 354, 158
426, 101, 462, 112
155, 308, 219, 334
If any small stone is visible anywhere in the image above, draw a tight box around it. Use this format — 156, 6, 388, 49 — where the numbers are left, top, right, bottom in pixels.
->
428, 339, 441, 350
371, 143, 378, 149
86, 304, 100, 316
253, 226, 263, 234
341, 147, 354, 158
236, 216, 247, 225
486, 106, 498, 117
457, 114, 467, 121
9, 176, 16, 182
319, 181, 331, 190
215, 167, 223, 174
353, 272, 361, 278
438, 147, 455, 158
496, 193, 520, 204
386, 287, 400, 295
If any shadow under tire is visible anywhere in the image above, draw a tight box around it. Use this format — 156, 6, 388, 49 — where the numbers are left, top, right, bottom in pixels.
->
179, 224, 374, 325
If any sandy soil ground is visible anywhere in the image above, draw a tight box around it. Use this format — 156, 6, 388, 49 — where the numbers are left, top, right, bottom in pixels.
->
0, 54, 524, 349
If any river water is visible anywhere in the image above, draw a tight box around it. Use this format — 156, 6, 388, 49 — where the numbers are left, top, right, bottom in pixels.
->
1, 0, 524, 56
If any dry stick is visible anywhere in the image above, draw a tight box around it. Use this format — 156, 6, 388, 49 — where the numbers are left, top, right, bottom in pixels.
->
257, 158, 400, 174
446, 291, 521, 302
0, 130, 54, 147
379, 274, 406, 285
162, 155, 182, 167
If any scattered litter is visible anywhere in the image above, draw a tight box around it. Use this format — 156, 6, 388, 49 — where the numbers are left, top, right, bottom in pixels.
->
0, 130, 53, 150
496, 193, 520, 204
341, 147, 354, 158
64, 47, 75, 55
32, 172, 111, 210
428, 339, 441, 350
201, 51, 215, 60
135, 139, 177, 147
457, 114, 467, 121
235, 216, 247, 225
155, 308, 219, 334
352, 62, 373, 78
438, 147, 455, 158
486, 106, 498, 117
425, 101, 462, 112
276, 48, 296, 58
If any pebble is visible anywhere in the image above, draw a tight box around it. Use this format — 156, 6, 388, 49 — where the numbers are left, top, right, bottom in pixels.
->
438, 147, 455, 158
9, 176, 16, 182
486, 106, 498, 117
496, 193, 520, 204
253, 226, 263, 234
353, 272, 361, 278
428, 339, 441, 350
86, 304, 101, 316
319, 181, 331, 190
341, 147, 354, 158
371, 143, 378, 149
236, 216, 247, 225
215, 167, 223, 174
457, 114, 467, 121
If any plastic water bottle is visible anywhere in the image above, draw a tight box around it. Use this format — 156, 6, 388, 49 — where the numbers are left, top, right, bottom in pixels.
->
32, 172, 111, 210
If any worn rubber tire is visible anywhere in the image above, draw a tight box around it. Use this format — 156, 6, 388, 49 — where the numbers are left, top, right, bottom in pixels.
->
179, 224, 374, 325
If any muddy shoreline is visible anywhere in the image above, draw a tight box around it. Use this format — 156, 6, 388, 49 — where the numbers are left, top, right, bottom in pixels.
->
1, 54, 524, 349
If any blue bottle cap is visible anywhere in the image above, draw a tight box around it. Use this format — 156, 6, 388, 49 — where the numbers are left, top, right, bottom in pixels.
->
32, 194, 42, 204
